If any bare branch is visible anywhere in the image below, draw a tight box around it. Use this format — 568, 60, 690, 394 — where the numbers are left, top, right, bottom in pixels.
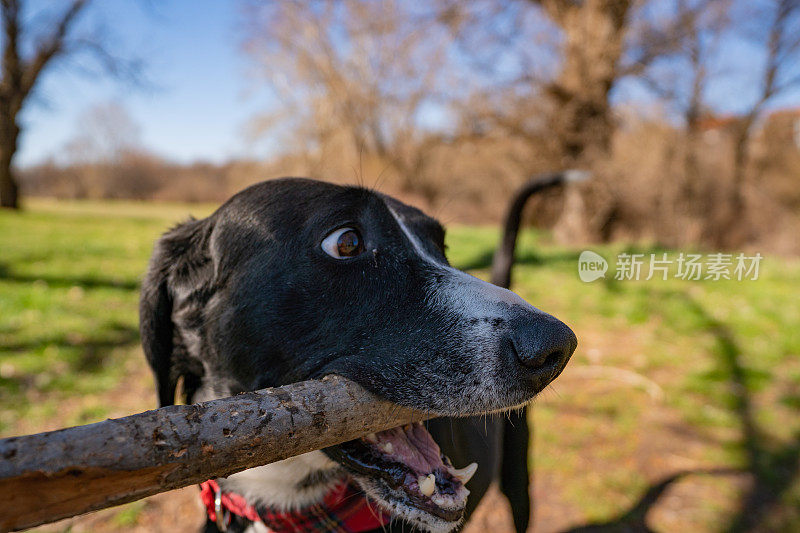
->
20, 0, 88, 96
1, 0, 23, 105
0, 0, 142, 209
741, 0, 800, 126
0, 376, 432, 532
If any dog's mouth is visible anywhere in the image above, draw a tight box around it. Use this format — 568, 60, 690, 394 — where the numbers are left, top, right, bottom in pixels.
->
325, 422, 476, 527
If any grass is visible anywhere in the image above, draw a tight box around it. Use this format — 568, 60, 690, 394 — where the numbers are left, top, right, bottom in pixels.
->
1, 199, 799, 532
0, 200, 214, 432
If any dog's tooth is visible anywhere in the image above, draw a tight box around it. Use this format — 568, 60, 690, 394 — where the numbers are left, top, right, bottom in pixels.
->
451, 462, 478, 484
418, 473, 436, 497
365, 433, 378, 443
380, 441, 394, 454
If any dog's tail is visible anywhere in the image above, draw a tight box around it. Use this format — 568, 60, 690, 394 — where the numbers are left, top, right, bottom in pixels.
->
491, 170, 589, 289
492, 170, 588, 533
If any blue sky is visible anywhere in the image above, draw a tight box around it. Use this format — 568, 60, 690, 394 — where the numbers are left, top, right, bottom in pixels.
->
15, 1, 800, 167
18, 1, 270, 166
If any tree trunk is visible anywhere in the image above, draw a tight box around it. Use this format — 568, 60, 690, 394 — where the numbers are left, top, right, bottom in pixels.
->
0, 375, 432, 532
0, 157, 18, 209
0, 113, 20, 209
714, 120, 753, 248
730, 128, 748, 215
536, 0, 631, 243
540, 0, 632, 163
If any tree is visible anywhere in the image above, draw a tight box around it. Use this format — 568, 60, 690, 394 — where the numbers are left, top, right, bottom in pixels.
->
62, 102, 143, 165
535, 0, 633, 163
437, 0, 633, 165
243, 0, 456, 199
623, 0, 732, 242
627, 0, 729, 170
723, 0, 800, 245
432, 0, 635, 242
533, 0, 634, 241
0, 0, 136, 209
440, 0, 632, 162
626, 0, 800, 246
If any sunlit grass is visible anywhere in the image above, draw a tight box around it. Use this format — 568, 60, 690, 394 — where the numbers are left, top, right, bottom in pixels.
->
1, 198, 798, 530
0, 199, 213, 432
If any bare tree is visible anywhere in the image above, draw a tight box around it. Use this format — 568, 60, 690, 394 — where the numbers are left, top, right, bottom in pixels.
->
533, 0, 634, 242
723, 0, 800, 244
628, 0, 730, 171
628, 0, 800, 246
239, 0, 800, 248
535, 0, 634, 164
243, 0, 456, 199
623, 0, 732, 243
62, 102, 143, 165
432, 0, 636, 242
438, 0, 633, 165
0, 0, 137, 209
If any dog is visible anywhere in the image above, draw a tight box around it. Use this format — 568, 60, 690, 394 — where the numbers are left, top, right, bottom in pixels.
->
140, 177, 577, 533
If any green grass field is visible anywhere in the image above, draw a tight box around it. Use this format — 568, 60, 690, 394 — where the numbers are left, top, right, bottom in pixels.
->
1, 199, 798, 532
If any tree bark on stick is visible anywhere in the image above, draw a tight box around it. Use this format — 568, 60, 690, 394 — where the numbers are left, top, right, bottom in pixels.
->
0, 375, 432, 532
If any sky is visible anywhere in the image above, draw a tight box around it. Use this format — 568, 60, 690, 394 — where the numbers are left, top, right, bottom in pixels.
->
18, 0, 271, 167
14, 1, 800, 168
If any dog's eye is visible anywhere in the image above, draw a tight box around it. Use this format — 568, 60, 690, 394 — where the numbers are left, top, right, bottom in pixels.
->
321, 227, 365, 259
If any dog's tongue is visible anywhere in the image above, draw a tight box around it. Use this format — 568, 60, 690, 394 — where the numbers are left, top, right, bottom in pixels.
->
365, 423, 443, 473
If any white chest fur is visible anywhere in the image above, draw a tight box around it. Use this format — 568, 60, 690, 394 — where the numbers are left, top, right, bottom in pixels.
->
221, 450, 343, 510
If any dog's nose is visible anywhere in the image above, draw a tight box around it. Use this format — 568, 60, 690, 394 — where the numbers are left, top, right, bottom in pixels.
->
510, 313, 577, 372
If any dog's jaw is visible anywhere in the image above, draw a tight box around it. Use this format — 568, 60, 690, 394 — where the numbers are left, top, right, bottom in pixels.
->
221, 453, 465, 532
354, 476, 464, 533
222, 458, 463, 532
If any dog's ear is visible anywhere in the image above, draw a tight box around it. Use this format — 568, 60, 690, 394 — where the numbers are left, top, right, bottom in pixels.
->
139, 218, 212, 407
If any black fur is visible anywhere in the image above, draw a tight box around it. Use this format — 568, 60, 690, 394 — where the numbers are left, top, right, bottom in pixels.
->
140, 177, 577, 532
493, 172, 582, 532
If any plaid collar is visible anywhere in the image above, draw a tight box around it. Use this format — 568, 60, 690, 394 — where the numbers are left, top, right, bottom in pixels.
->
199, 479, 392, 532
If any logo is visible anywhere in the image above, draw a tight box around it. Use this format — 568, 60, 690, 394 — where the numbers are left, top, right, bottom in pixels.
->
578, 250, 608, 282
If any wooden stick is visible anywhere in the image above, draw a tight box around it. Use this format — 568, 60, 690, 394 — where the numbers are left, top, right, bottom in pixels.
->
0, 376, 432, 532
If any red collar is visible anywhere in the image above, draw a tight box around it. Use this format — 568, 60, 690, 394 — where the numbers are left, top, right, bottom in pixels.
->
199, 479, 392, 532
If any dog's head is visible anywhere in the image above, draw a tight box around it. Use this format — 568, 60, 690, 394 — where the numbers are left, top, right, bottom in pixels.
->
140, 178, 576, 531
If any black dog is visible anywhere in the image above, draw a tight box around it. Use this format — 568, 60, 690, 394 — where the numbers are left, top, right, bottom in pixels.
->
140, 178, 576, 533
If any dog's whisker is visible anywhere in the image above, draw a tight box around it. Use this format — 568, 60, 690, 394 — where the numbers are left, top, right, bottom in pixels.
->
363, 492, 389, 533
369, 162, 392, 193
358, 143, 365, 189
